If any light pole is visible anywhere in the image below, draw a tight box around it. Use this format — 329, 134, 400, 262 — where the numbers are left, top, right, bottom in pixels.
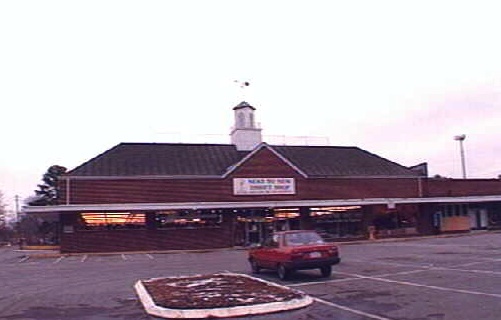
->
14, 195, 20, 223
454, 134, 467, 179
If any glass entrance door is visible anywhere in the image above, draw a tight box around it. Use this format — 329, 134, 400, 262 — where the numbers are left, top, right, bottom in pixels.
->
245, 220, 272, 246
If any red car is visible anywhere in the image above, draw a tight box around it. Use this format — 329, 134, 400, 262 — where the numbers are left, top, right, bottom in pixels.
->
248, 230, 341, 280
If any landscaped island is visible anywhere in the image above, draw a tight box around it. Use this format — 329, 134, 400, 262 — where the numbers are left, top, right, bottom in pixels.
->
135, 273, 313, 318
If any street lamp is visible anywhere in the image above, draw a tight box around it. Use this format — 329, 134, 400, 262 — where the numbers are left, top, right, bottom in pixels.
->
454, 134, 467, 179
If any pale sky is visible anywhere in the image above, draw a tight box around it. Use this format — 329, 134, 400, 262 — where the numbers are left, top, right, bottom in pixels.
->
1, 1, 501, 214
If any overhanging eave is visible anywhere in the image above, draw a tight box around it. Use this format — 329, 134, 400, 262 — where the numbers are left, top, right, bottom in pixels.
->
22, 195, 501, 214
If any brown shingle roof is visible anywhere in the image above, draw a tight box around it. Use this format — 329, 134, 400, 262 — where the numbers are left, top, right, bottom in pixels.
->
67, 143, 419, 178
272, 145, 418, 177
68, 143, 248, 176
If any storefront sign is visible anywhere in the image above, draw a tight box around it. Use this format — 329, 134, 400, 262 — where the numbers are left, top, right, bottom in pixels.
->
233, 178, 296, 195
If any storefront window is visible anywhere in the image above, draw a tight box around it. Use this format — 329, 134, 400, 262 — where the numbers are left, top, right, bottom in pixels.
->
373, 210, 417, 230
440, 204, 469, 217
371, 205, 419, 237
310, 206, 363, 239
155, 210, 222, 229
234, 208, 301, 246
78, 213, 146, 230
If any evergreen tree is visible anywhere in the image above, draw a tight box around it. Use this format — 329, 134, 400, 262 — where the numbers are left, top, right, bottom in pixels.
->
29, 165, 67, 206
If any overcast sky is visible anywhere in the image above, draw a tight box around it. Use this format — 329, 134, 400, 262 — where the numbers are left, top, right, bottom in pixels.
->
1, 1, 501, 213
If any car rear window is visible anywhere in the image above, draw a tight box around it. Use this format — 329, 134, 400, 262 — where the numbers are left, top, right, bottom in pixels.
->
285, 232, 324, 246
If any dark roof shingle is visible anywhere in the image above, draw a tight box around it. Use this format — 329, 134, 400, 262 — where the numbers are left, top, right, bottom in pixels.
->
68, 143, 248, 176
67, 143, 419, 178
272, 145, 418, 177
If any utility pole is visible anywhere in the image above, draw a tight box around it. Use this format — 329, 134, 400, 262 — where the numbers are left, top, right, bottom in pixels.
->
14, 195, 20, 222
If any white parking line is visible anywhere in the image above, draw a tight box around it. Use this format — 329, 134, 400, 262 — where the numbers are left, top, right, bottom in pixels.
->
380, 243, 486, 248
81, 255, 88, 263
18, 256, 30, 263
349, 259, 433, 269
375, 268, 433, 278
452, 258, 501, 268
332, 270, 501, 298
293, 258, 501, 291
289, 277, 363, 287
350, 257, 501, 273
121, 254, 128, 261
53, 257, 64, 264
290, 268, 431, 288
146, 254, 154, 260
313, 297, 392, 320
432, 266, 501, 276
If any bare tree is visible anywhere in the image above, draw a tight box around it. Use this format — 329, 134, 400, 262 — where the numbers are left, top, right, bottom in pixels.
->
0, 191, 13, 244
0, 191, 5, 227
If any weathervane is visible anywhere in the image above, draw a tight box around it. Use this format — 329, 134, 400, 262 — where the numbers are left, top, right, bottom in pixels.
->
234, 80, 250, 101
234, 80, 250, 88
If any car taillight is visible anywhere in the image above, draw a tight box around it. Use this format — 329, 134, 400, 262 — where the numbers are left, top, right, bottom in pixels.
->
327, 247, 338, 256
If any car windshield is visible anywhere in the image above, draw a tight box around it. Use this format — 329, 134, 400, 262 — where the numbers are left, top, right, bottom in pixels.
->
284, 232, 324, 246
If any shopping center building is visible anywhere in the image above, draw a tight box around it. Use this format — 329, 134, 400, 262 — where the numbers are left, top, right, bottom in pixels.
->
25, 101, 501, 253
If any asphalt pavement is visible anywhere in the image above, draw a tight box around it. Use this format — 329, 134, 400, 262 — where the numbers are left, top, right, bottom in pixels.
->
2, 232, 501, 319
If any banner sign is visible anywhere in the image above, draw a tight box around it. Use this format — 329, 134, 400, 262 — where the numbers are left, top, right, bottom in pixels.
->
233, 178, 296, 195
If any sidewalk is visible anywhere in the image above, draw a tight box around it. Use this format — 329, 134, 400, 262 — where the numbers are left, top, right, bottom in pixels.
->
338, 229, 500, 246
18, 229, 500, 259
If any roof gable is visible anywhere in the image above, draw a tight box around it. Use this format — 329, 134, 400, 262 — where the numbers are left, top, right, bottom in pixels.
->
223, 143, 307, 178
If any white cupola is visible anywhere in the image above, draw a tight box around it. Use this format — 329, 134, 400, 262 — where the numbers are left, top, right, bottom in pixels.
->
230, 101, 262, 151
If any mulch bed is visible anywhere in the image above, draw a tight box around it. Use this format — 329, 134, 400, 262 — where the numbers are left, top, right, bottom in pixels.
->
141, 273, 306, 310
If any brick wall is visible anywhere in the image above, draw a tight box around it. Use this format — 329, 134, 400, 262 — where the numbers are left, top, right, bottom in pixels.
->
58, 176, 424, 205
59, 212, 234, 253
56, 147, 501, 206
426, 179, 501, 197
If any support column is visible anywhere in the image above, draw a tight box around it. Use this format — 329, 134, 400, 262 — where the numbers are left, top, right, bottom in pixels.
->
145, 212, 157, 230
360, 206, 377, 239
299, 207, 313, 230
417, 204, 440, 235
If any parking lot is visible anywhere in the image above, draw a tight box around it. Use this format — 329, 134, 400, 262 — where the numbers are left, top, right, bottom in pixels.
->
2, 232, 501, 319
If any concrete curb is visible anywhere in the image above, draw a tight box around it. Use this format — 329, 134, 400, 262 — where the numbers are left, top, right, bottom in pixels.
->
19, 246, 237, 259
19, 230, 501, 259
19, 245, 60, 250
134, 273, 313, 319
337, 229, 501, 246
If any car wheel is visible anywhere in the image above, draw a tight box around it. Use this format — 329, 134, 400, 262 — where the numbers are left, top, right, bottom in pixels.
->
277, 264, 290, 280
320, 265, 332, 278
250, 259, 261, 274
